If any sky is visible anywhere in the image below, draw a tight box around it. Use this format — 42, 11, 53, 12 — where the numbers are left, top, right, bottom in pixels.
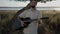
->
0, 0, 60, 7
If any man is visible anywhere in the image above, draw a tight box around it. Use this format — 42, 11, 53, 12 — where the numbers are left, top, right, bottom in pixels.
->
19, 0, 42, 34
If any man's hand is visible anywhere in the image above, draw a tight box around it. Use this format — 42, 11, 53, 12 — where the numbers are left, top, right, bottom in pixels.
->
20, 21, 25, 27
38, 18, 42, 24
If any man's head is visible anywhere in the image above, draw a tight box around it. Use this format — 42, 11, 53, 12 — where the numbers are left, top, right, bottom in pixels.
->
30, 0, 37, 8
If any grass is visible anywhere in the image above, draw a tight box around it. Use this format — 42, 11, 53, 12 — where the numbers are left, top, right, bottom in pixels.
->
0, 10, 60, 34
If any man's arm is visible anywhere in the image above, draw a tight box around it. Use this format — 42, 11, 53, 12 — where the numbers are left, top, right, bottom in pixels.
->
37, 18, 42, 24
17, 10, 27, 27
20, 20, 24, 27
37, 10, 42, 24
17, 16, 25, 27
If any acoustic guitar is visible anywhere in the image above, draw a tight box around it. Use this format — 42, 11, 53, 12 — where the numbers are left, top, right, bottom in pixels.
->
14, 17, 37, 30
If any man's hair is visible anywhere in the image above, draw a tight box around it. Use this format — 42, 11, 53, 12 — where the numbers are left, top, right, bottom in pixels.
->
30, 0, 37, 1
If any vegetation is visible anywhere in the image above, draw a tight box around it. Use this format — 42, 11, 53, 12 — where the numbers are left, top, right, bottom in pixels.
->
38, 10, 60, 34
0, 10, 60, 34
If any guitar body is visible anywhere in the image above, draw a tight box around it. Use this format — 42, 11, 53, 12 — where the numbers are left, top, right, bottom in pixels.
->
13, 18, 21, 30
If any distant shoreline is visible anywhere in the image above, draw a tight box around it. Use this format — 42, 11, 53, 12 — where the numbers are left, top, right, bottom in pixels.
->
0, 7, 60, 10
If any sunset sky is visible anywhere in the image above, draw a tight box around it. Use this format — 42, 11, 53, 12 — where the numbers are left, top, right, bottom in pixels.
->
0, 0, 60, 7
